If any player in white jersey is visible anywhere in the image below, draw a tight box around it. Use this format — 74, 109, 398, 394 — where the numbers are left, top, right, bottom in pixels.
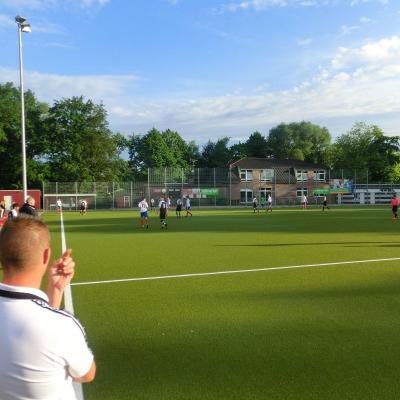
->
56, 199, 62, 213
79, 199, 88, 215
301, 194, 308, 209
252, 197, 259, 213
138, 197, 149, 229
185, 196, 193, 217
267, 194, 273, 212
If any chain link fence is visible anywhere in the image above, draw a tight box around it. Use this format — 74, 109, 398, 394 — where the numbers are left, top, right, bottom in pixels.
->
42, 168, 400, 210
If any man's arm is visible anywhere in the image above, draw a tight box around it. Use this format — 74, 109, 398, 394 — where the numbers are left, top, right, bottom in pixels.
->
71, 360, 96, 383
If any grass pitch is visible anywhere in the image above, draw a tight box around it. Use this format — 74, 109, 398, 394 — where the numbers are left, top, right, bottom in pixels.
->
43, 208, 400, 399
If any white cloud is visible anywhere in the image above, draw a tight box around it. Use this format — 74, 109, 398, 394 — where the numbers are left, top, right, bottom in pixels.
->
351, 0, 388, 5
215, 0, 388, 13
2, 35, 400, 139
0, 68, 139, 103
103, 35, 400, 137
166, 0, 179, 5
360, 16, 372, 23
341, 24, 360, 35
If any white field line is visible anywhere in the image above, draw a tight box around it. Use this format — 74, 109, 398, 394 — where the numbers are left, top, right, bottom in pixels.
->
59, 212, 84, 400
71, 257, 400, 287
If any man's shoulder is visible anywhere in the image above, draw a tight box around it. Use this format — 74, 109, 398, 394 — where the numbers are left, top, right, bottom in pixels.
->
31, 299, 87, 337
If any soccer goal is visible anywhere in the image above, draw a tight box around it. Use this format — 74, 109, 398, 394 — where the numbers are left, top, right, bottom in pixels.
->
43, 193, 97, 211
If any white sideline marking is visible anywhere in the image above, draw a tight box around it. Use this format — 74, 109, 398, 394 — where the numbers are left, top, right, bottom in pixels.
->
60, 212, 84, 400
71, 257, 400, 287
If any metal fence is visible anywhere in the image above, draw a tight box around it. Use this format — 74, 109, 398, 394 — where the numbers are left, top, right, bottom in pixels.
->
42, 168, 400, 210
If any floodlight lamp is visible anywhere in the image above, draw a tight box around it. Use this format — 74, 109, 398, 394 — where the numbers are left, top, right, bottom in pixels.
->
21, 23, 31, 33
15, 15, 27, 24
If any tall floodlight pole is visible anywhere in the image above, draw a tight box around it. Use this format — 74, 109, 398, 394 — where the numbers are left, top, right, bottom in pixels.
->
15, 16, 31, 202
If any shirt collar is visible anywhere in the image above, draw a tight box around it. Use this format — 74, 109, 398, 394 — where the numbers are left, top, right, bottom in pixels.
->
0, 282, 49, 302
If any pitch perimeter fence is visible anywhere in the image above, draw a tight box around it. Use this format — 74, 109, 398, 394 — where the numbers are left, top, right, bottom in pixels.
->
42, 168, 400, 210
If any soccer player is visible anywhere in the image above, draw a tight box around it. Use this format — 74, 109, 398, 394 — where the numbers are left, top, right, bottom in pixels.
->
150, 198, 155, 211
301, 194, 308, 209
176, 198, 183, 218
185, 195, 193, 217
267, 194, 273, 212
322, 195, 330, 211
56, 198, 62, 213
252, 196, 259, 213
391, 193, 399, 220
138, 197, 149, 229
79, 199, 88, 215
159, 196, 168, 229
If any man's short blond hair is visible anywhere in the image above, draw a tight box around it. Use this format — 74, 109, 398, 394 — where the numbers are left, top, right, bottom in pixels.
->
0, 216, 50, 271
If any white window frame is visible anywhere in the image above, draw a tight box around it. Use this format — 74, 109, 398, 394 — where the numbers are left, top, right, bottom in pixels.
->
296, 188, 308, 197
313, 170, 326, 182
240, 169, 253, 181
260, 169, 274, 182
240, 189, 253, 203
296, 169, 308, 182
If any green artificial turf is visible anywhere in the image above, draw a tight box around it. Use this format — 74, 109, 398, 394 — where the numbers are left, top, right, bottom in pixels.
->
18, 208, 400, 398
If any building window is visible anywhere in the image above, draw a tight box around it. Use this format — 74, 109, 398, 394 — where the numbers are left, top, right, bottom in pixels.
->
314, 170, 326, 182
240, 189, 253, 203
260, 169, 274, 182
296, 170, 308, 181
240, 169, 253, 181
296, 188, 308, 197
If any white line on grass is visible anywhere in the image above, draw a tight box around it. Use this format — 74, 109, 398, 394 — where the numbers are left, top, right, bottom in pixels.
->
59, 212, 84, 400
71, 257, 400, 287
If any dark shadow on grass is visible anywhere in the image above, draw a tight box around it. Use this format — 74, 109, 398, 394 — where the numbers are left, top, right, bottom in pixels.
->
44, 213, 400, 236
216, 241, 398, 248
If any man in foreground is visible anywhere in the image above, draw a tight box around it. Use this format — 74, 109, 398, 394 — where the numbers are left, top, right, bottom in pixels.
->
0, 217, 96, 400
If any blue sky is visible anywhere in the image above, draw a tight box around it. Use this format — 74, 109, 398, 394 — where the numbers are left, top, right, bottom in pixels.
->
0, 0, 400, 143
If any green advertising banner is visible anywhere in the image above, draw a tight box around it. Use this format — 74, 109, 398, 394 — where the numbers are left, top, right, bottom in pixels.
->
313, 189, 330, 195
200, 188, 219, 197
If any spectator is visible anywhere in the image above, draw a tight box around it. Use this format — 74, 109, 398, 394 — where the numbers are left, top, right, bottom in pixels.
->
7, 203, 19, 220
0, 216, 96, 399
0, 200, 5, 219
19, 196, 38, 217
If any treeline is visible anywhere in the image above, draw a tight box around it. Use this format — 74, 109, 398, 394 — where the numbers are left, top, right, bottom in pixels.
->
1, 82, 399, 188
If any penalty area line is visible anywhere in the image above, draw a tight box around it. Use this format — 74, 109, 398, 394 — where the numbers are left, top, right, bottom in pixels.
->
71, 257, 400, 287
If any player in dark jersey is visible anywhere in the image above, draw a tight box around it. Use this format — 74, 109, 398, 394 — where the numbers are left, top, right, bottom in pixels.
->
159, 196, 168, 229
176, 198, 183, 218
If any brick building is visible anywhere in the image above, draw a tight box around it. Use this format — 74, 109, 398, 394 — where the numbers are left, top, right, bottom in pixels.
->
229, 157, 329, 205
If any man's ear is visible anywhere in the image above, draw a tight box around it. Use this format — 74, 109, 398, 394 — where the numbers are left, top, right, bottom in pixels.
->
43, 247, 51, 266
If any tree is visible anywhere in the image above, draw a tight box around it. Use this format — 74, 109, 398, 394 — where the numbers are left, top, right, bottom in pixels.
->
43, 96, 122, 182
244, 131, 268, 158
127, 128, 176, 175
0, 82, 48, 189
161, 129, 199, 167
332, 122, 400, 182
267, 121, 331, 163
199, 137, 232, 167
